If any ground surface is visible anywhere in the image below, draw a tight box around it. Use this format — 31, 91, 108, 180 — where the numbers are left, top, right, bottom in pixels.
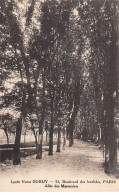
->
0, 139, 119, 192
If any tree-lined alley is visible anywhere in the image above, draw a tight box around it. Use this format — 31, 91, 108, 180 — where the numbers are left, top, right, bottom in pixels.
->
0, 0, 119, 174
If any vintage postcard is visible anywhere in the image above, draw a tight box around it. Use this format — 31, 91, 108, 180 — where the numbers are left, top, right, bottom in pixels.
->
0, 0, 119, 192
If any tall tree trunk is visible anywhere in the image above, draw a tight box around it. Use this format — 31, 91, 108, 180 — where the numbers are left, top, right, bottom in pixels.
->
46, 130, 48, 143
56, 127, 61, 152
36, 131, 43, 159
62, 128, 66, 150
104, 138, 109, 173
103, 94, 110, 173
97, 127, 101, 143
68, 83, 81, 147
36, 121, 44, 159
104, 93, 117, 173
109, 128, 117, 173
69, 105, 79, 147
45, 121, 49, 144
13, 90, 26, 165
66, 126, 69, 140
36, 72, 45, 159
4, 128, 9, 144
13, 117, 22, 165
100, 105, 105, 158
49, 96, 54, 155
108, 96, 117, 173
31, 120, 37, 145
69, 119, 74, 147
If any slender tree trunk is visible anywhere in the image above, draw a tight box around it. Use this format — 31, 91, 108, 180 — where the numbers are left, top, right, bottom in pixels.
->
69, 105, 79, 147
66, 126, 69, 140
62, 128, 66, 150
104, 138, 109, 173
45, 122, 49, 144
13, 117, 22, 165
36, 131, 43, 159
6, 132, 9, 145
36, 71, 46, 159
13, 89, 26, 165
103, 97, 110, 173
49, 96, 54, 155
56, 127, 61, 152
100, 106, 105, 158
46, 130, 48, 143
68, 86, 81, 146
31, 121, 37, 145
49, 125, 53, 155
36, 111, 44, 159
34, 132, 37, 146
104, 93, 117, 173
36, 120, 44, 159
109, 128, 117, 173
69, 119, 74, 147
108, 96, 117, 173
4, 129, 9, 144
97, 127, 101, 143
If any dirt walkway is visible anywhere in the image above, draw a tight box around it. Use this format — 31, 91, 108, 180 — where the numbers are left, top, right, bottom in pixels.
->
0, 140, 119, 191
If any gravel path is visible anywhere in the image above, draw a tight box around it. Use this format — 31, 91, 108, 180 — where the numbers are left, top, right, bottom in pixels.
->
0, 139, 119, 191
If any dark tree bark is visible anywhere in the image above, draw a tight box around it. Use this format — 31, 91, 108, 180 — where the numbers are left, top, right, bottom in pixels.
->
36, 132, 43, 159
69, 103, 79, 147
69, 118, 74, 147
56, 127, 61, 152
68, 79, 82, 147
36, 73, 45, 159
66, 126, 69, 140
49, 95, 54, 155
109, 128, 117, 173
3, 126, 9, 144
5, 131, 9, 144
13, 117, 22, 165
104, 94, 117, 173
36, 121, 44, 159
31, 120, 37, 145
45, 121, 49, 144
97, 127, 101, 143
46, 130, 48, 143
62, 128, 66, 150
13, 90, 26, 165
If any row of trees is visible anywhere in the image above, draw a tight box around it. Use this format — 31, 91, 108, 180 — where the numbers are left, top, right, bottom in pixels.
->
0, 0, 118, 174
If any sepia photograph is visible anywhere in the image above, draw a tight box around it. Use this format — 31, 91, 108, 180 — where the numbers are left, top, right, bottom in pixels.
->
0, 0, 119, 192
